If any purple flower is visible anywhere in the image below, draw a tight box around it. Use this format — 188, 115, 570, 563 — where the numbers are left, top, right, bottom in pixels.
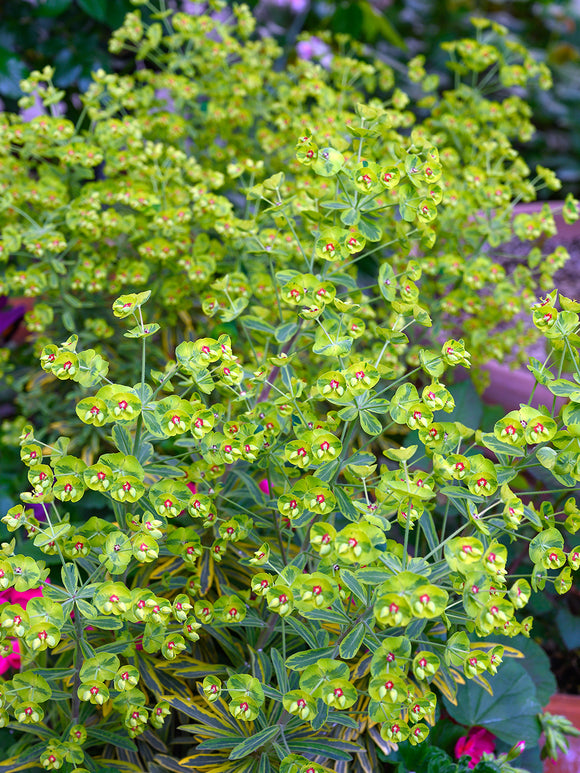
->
154, 88, 176, 113
20, 90, 65, 123
264, 0, 309, 10
296, 36, 332, 68
288, 0, 309, 11
181, 1, 205, 14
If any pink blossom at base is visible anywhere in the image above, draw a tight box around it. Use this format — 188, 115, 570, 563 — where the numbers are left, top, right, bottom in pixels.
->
0, 582, 46, 609
259, 478, 270, 496
455, 727, 496, 769
0, 639, 20, 675
0, 582, 47, 672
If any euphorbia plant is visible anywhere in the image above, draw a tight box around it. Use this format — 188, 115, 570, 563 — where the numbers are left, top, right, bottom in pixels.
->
1, 286, 580, 772
1, 4, 580, 773
0, 4, 578, 428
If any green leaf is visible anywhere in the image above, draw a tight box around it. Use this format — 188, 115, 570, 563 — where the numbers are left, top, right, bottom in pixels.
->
529, 527, 564, 563
356, 568, 393, 584
340, 208, 360, 226
312, 337, 353, 357
87, 728, 137, 752
112, 424, 133, 455
77, 0, 109, 22
339, 569, 367, 604
85, 616, 124, 631
197, 737, 244, 751
302, 608, 349, 624
258, 753, 272, 773
270, 649, 289, 693
358, 216, 382, 242
95, 640, 131, 654
240, 316, 275, 335
144, 463, 185, 478
76, 599, 98, 618
359, 410, 382, 436
483, 635, 555, 707
61, 564, 79, 595
480, 433, 525, 458
548, 378, 580, 399
80, 638, 96, 660
311, 698, 329, 732
339, 625, 366, 660
527, 358, 554, 386
286, 740, 358, 761
12, 671, 52, 703
124, 323, 160, 339
337, 405, 358, 421
359, 0, 406, 47
443, 659, 542, 747
157, 658, 225, 679
275, 322, 298, 343
556, 606, 580, 651
334, 487, 358, 521
418, 509, 439, 555
320, 200, 349, 210
285, 647, 335, 671
229, 726, 280, 760
262, 685, 283, 700
192, 365, 215, 395
0, 746, 46, 773
312, 147, 345, 177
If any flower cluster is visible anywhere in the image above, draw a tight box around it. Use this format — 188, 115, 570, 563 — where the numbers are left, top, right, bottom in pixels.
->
0, 3, 579, 773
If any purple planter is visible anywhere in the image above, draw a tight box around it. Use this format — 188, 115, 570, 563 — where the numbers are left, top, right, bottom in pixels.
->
0, 296, 26, 341
482, 361, 566, 412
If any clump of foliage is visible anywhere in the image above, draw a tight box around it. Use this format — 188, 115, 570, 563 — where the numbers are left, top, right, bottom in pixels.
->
4, 286, 580, 772
0, 3, 580, 773
0, 3, 579, 407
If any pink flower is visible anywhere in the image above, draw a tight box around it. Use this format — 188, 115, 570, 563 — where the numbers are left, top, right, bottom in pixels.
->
187, 482, 197, 495
259, 478, 270, 496
0, 639, 20, 675
455, 727, 496, 769
0, 582, 47, 673
0, 582, 46, 609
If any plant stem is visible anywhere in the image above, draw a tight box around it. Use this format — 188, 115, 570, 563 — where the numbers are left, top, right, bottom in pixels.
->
71, 611, 84, 725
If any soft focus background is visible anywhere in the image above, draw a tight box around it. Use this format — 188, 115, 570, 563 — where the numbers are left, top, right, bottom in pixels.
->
3, 0, 580, 194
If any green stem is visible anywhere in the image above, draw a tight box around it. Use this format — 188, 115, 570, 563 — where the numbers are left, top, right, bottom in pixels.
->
132, 415, 143, 457
71, 611, 84, 724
